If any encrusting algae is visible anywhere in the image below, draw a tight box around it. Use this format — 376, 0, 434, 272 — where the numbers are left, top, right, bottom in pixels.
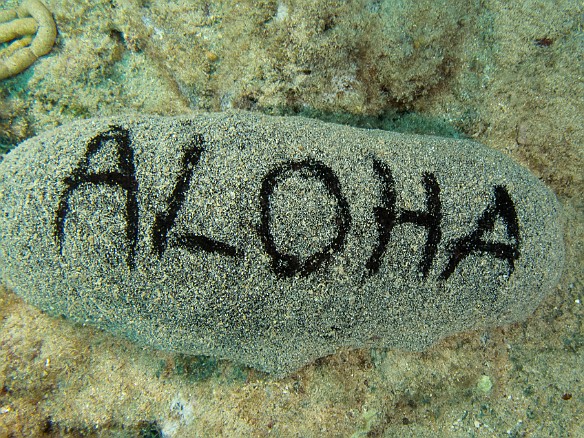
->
0, 0, 56, 80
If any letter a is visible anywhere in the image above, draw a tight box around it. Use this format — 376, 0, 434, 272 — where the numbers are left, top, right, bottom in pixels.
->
55, 126, 139, 269
440, 185, 520, 280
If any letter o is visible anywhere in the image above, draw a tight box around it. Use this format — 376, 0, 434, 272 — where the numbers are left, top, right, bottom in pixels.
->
259, 159, 351, 277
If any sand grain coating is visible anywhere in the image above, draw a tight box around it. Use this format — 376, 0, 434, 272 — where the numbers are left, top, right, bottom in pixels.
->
0, 112, 564, 375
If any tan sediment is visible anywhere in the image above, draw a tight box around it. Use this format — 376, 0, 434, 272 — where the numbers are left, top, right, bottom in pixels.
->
0, 0, 56, 80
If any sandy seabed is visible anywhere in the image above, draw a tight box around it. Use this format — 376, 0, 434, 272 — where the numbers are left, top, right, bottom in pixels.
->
0, 0, 582, 436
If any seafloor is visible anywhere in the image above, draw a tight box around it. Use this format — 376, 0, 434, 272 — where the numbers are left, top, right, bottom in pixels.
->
0, 0, 582, 436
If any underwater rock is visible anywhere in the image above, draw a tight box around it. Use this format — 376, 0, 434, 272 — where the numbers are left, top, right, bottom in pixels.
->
0, 112, 564, 375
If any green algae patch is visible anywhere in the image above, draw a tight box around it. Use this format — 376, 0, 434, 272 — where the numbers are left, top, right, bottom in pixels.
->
477, 375, 493, 394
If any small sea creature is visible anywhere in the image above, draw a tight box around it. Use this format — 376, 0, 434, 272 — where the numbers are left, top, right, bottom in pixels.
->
0, 0, 56, 80
0, 112, 565, 375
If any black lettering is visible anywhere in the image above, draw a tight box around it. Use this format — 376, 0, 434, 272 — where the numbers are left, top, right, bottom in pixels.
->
259, 159, 351, 277
151, 134, 239, 258
366, 158, 442, 278
55, 125, 139, 269
439, 185, 521, 280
